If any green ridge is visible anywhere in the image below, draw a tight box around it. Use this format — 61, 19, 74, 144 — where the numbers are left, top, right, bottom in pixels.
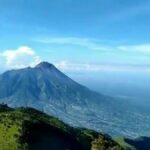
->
0, 104, 125, 150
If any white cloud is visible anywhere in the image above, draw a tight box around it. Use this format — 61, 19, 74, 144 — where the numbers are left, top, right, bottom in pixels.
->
118, 44, 150, 54
33, 37, 111, 51
55, 61, 150, 72
0, 46, 41, 69
34, 37, 150, 55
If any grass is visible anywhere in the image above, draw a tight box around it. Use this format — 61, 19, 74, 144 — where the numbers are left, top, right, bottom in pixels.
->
114, 137, 136, 150
0, 110, 25, 150
0, 105, 126, 150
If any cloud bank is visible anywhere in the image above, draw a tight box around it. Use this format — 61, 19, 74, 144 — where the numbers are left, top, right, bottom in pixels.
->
0, 46, 41, 69
34, 37, 112, 51
34, 37, 150, 54
55, 61, 150, 72
1, 44, 150, 73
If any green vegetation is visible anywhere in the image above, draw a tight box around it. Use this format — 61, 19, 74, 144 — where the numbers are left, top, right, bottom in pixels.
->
114, 137, 136, 150
92, 135, 123, 150
0, 104, 126, 150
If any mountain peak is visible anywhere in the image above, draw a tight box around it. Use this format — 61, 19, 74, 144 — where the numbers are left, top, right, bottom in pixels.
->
35, 62, 55, 69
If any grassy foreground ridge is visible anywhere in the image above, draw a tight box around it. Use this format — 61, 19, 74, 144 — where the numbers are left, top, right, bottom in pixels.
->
0, 104, 131, 150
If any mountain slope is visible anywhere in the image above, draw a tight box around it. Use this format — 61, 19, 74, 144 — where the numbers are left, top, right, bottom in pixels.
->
0, 62, 150, 138
0, 62, 105, 107
0, 104, 123, 150
0, 62, 112, 130
124, 137, 150, 150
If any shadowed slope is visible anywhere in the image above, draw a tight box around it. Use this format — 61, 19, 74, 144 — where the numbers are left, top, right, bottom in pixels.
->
0, 105, 123, 150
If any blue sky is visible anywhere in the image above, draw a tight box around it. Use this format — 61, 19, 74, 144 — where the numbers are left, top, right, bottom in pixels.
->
0, 0, 150, 72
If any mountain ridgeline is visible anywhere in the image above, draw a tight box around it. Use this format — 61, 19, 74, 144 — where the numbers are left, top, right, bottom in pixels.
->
0, 104, 124, 150
0, 62, 150, 138
0, 62, 105, 107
